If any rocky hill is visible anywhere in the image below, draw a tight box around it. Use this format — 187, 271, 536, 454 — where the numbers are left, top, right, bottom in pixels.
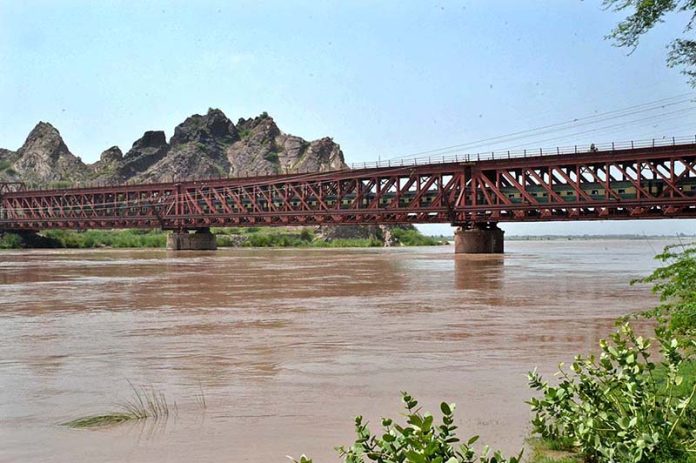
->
0, 110, 423, 246
0, 109, 346, 186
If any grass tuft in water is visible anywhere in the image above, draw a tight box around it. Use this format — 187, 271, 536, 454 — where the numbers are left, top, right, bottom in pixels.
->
64, 413, 135, 428
121, 381, 171, 420
194, 382, 207, 410
63, 383, 173, 429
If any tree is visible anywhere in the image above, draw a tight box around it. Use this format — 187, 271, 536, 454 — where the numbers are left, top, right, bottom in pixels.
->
604, 0, 696, 86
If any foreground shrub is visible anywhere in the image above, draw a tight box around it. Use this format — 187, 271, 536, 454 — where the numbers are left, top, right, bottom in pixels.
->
528, 323, 696, 463
632, 243, 696, 334
292, 392, 521, 463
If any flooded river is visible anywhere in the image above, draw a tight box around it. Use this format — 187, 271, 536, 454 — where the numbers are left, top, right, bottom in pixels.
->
0, 239, 677, 462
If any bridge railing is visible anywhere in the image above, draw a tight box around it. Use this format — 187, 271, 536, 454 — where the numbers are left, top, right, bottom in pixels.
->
8, 136, 696, 194
349, 135, 696, 170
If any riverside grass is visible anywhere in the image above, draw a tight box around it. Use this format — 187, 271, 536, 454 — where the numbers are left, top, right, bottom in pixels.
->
1, 226, 442, 249
64, 383, 172, 429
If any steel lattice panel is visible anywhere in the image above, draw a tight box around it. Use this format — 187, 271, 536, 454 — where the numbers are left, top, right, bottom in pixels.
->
1, 143, 696, 231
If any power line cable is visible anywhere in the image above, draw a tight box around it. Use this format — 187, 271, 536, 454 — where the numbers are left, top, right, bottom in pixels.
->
384, 93, 695, 160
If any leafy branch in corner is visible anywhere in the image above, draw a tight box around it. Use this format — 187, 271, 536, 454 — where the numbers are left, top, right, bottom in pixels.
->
604, 0, 696, 85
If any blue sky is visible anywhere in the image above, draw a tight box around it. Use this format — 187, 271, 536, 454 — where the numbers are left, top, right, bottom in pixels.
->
1, 0, 694, 235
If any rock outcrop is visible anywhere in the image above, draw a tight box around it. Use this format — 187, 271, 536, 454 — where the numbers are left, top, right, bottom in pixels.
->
316, 225, 400, 246
135, 110, 235, 183
0, 109, 346, 186
0, 148, 18, 182
0, 148, 15, 161
9, 122, 89, 185
89, 146, 123, 183
0, 110, 415, 245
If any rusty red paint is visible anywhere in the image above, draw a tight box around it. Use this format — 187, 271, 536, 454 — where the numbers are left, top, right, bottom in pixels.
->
1, 143, 696, 231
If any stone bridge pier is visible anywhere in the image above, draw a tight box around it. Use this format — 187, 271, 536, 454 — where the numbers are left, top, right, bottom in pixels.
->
454, 222, 504, 254
167, 228, 217, 250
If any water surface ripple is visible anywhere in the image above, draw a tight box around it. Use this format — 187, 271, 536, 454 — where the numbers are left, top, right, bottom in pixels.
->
0, 240, 671, 462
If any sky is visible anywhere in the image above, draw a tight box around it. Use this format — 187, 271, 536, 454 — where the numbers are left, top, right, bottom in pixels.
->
0, 0, 694, 235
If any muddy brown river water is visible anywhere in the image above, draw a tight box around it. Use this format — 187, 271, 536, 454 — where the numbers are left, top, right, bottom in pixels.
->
0, 240, 678, 462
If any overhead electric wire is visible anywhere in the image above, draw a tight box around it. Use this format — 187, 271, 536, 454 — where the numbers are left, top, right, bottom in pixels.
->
374, 105, 696, 163
486, 107, 696, 154
383, 93, 695, 161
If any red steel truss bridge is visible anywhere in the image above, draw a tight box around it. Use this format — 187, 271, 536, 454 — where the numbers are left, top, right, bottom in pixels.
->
2, 137, 696, 233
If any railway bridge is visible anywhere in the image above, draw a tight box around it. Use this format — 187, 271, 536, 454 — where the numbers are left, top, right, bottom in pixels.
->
1, 138, 696, 253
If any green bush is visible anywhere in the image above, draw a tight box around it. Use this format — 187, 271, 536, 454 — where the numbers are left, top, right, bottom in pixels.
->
528, 322, 696, 463
0, 232, 23, 249
216, 235, 235, 247
632, 243, 696, 334
292, 392, 521, 463
46, 180, 74, 189
299, 228, 314, 242
211, 226, 242, 235
313, 238, 383, 248
391, 228, 441, 246
528, 244, 696, 463
243, 232, 308, 247
41, 229, 166, 248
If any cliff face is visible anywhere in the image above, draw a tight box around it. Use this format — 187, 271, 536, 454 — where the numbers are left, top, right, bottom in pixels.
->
0, 109, 346, 186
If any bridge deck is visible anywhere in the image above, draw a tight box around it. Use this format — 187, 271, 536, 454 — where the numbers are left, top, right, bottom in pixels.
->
2, 142, 696, 231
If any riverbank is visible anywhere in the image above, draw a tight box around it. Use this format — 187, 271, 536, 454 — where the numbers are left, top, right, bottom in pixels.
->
0, 226, 443, 249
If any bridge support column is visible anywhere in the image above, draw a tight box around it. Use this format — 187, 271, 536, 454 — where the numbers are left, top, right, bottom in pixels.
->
454, 223, 504, 254
166, 228, 217, 251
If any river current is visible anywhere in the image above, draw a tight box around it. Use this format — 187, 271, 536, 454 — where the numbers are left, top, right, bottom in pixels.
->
0, 240, 677, 462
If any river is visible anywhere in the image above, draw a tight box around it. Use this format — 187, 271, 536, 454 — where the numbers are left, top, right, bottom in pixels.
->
0, 239, 678, 462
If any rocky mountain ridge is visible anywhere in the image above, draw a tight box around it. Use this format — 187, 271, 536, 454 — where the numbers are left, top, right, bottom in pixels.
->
0, 110, 416, 246
0, 109, 346, 186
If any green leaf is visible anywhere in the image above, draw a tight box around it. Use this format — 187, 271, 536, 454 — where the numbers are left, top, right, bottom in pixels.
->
440, 402, 452, 416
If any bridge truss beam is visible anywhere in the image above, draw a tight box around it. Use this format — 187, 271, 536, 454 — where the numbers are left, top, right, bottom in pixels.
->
1, 143, 696, 231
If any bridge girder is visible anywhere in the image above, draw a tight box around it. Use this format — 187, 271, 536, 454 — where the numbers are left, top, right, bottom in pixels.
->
2, 143, 696, 231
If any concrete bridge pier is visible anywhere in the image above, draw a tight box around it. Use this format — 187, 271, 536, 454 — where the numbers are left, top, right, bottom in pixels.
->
167, 228, 217, 251
454, 223, 504, 254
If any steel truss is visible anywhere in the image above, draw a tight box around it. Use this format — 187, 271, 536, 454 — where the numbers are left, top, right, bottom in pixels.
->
2, 143, 696, 231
